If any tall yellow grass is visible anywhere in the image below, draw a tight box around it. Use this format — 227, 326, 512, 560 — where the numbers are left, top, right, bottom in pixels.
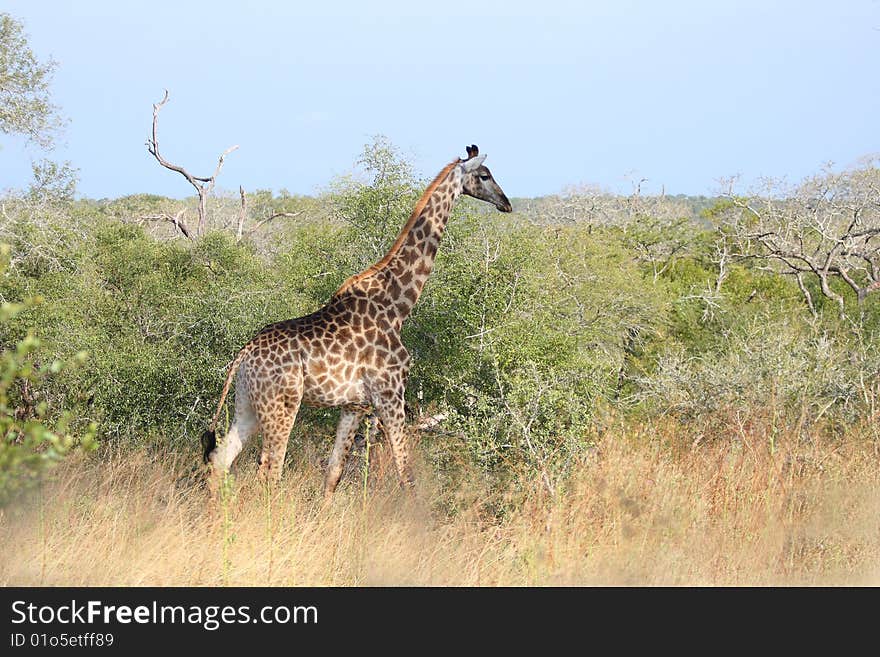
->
1, 420, 878, 586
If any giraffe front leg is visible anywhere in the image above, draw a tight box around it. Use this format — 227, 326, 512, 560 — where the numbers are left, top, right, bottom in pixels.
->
373, 390, 414, 490
323, 407, 367, 500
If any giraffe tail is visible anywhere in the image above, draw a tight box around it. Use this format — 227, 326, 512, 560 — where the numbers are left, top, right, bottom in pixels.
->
201, 343, 253, 464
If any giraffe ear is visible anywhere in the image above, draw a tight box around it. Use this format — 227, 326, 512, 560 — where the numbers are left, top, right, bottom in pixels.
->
461, 153, 486, 172
466, 144, 479, 159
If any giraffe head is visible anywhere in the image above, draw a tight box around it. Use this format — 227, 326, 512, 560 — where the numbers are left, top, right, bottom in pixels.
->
459, 145, 512, 212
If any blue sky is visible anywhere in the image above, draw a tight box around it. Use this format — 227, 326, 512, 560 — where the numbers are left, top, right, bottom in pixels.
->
1, 0, 878, 198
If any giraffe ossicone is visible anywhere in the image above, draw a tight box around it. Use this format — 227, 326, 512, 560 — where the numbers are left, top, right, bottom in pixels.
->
201, 145, 512, 497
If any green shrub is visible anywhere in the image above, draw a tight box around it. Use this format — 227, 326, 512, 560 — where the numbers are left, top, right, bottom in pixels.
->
0, 245, 97, 505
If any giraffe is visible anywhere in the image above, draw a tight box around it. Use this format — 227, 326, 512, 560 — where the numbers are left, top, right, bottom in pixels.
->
201, 145, 512, 497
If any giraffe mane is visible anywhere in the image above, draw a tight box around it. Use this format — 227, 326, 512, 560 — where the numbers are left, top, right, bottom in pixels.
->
332, 157, 461, 296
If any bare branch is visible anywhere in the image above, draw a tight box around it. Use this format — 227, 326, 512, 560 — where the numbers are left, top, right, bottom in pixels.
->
140, 210, 193, 240
245, 211, 303, 237
795, 272, 817, 318
207, 145, 239, 184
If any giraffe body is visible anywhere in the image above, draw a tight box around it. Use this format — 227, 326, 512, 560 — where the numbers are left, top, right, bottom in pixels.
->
202, 145, 511, 497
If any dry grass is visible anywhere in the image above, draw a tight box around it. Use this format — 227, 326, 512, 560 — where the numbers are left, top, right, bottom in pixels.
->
1, 421, 879, 586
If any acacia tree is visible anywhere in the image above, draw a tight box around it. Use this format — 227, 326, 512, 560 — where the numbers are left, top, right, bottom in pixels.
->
0, 13, 63, 149
720, 160, 880, 317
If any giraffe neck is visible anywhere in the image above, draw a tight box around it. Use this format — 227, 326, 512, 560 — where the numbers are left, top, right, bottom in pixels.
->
383, 167, 462, 321
333, 161, 463, 328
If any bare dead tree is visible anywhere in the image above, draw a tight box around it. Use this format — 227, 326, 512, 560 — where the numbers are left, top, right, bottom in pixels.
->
145, 90, 238, 237
720, 160, 880, 317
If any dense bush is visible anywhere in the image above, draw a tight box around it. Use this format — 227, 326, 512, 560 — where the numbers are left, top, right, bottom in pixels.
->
1, 140, 878, 490
0, 245, 96, 505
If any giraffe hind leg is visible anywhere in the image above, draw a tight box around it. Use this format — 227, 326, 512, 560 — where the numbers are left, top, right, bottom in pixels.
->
207, 378, 259, 485
256, 395, 302, 484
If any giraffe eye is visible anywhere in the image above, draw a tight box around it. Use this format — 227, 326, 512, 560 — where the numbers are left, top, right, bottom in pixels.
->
479, 174, 490, 181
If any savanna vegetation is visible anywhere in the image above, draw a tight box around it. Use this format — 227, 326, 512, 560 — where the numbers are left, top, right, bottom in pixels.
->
1, 12, 878, 585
